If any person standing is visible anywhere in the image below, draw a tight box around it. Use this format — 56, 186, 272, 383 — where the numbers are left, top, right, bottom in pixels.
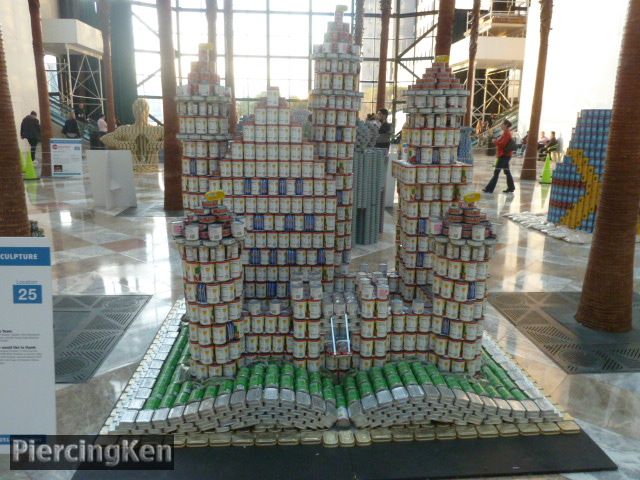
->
97, 113, 108, 134
62, 112, 80, 138
20, 111, 41, 161
74, 102, 87, 123
375, 108, 391, 148
483, 119, 516, 193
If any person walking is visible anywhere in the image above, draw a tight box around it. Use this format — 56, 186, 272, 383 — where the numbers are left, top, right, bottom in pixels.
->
62, 112, 80, 138
20, 111, 41, 161
483, 119, 516, 193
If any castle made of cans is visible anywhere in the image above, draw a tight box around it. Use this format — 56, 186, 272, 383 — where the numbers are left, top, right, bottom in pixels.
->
172, 8, 496, 381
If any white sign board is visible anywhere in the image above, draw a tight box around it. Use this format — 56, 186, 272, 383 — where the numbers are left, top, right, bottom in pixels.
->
0, 237, 56, 454
87, 150, 138, 210
51, 138, 83, 177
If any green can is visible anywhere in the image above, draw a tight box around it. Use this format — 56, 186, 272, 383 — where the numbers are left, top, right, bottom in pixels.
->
217, 378, 234, 396
334, 385, 347, 408
280, 374, 294, 390
144, 394, 162, 410
203, 384, 219, 399
295, 376, 309, 393
265, 372, 279, 388
309, 380, 322, 396
174, 381, 194, 406
159, 392, 177, 409
234, 375, 250, 391
470, 380, 487, 396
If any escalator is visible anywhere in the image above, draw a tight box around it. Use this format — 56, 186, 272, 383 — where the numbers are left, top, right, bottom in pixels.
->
49, 95, 97, 143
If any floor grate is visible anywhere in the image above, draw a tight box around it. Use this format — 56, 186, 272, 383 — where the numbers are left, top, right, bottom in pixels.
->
54, 294, 151, 383
488, 292, 640, 374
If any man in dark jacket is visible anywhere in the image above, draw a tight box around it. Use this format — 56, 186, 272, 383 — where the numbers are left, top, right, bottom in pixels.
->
20, 111, 41, 161
375, 108, 392, 149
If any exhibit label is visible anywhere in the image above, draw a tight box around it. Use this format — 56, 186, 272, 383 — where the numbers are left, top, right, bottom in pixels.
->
0, 237, 56, 454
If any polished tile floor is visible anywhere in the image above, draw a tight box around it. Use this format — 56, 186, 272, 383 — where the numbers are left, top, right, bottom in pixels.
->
1, 154, 639, 479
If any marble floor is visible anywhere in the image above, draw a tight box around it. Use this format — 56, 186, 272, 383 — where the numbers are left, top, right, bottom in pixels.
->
1, 154, 639, 479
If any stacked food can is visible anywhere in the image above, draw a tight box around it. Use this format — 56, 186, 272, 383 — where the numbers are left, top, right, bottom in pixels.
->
547, 109, 611, 232
393, 63, 471, 302
221, 86, 337, 300
427, 200, 496, 374
310, 6, 363, 272
240, 299, 290, 365
176, 43, 233, 214
288, 271, 325, 371
171, 191, 246, 379
350, 270, 391, 370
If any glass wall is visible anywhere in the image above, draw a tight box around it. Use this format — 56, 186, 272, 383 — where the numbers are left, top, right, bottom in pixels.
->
130, 0, 434, 125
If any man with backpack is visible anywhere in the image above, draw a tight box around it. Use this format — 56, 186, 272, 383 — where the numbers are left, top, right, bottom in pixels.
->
483, 119, 516, 193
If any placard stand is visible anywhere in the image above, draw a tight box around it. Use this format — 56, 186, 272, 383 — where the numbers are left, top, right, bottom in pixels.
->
87, 150, 138, 210
0, 237, 56, 453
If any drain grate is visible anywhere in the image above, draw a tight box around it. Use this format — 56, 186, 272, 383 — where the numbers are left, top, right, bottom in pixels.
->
488, 292, 640, 374
54, 294, 151, 383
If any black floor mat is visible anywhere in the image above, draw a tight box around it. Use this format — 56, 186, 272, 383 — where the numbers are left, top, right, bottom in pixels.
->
488, 291, 640, 374
71, 431, 616, 479
54, 295, 151, 383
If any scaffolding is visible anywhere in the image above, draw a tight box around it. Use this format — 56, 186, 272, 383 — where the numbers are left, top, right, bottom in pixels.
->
42, 18, 105, 121
452, 0, 527, 130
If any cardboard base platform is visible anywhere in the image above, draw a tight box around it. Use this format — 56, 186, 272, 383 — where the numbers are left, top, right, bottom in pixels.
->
72, 430, 615, 479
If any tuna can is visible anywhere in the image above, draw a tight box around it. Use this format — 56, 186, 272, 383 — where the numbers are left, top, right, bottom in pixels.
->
462, 339, 477, 360
269, 334, 284, 353
375, 318, 388, 338
459, 302, 474, 322
258, 334, 272, 353
292, 317, 307, 339
434, 335, 448, 356
462, 262, 476, 282
453, 281, 469, 302
308, 319, 321, 339
374, 338, 387, 356
198, 325, 212, 346
211, 323, 227, 345
418, 314, 431, 333
308, 299, 321, 319
293, 338, 306, 358
277, 313, 290, 334
204, 284, 220, 304
448, 223, 463, 240
188, 320, 199, 341
360, 338, 373, 356
214, 303, 229, 324
464, 320, 479, 341
403, 333, 416, 351
431, 315, 443, 335
449, 318, 464, 340
473, 299, 484, 319
446, 300, 460, 319
291, 125, 303, 143
199, 345, 213, 365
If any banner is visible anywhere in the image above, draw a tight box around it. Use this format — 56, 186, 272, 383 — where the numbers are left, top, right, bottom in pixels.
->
51, 138, 83, 177
0, 237, 56, 453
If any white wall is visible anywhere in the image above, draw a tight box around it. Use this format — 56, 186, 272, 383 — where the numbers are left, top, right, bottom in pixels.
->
518, 0, 628, 149
1, 0, 58, 149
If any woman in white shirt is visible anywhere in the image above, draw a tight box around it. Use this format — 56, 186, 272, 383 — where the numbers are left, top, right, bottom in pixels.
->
97, 114, 108, 133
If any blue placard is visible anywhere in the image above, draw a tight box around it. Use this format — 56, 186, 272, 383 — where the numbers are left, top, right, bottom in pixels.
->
0, 247, 51, 266
13, 284, 43, 304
